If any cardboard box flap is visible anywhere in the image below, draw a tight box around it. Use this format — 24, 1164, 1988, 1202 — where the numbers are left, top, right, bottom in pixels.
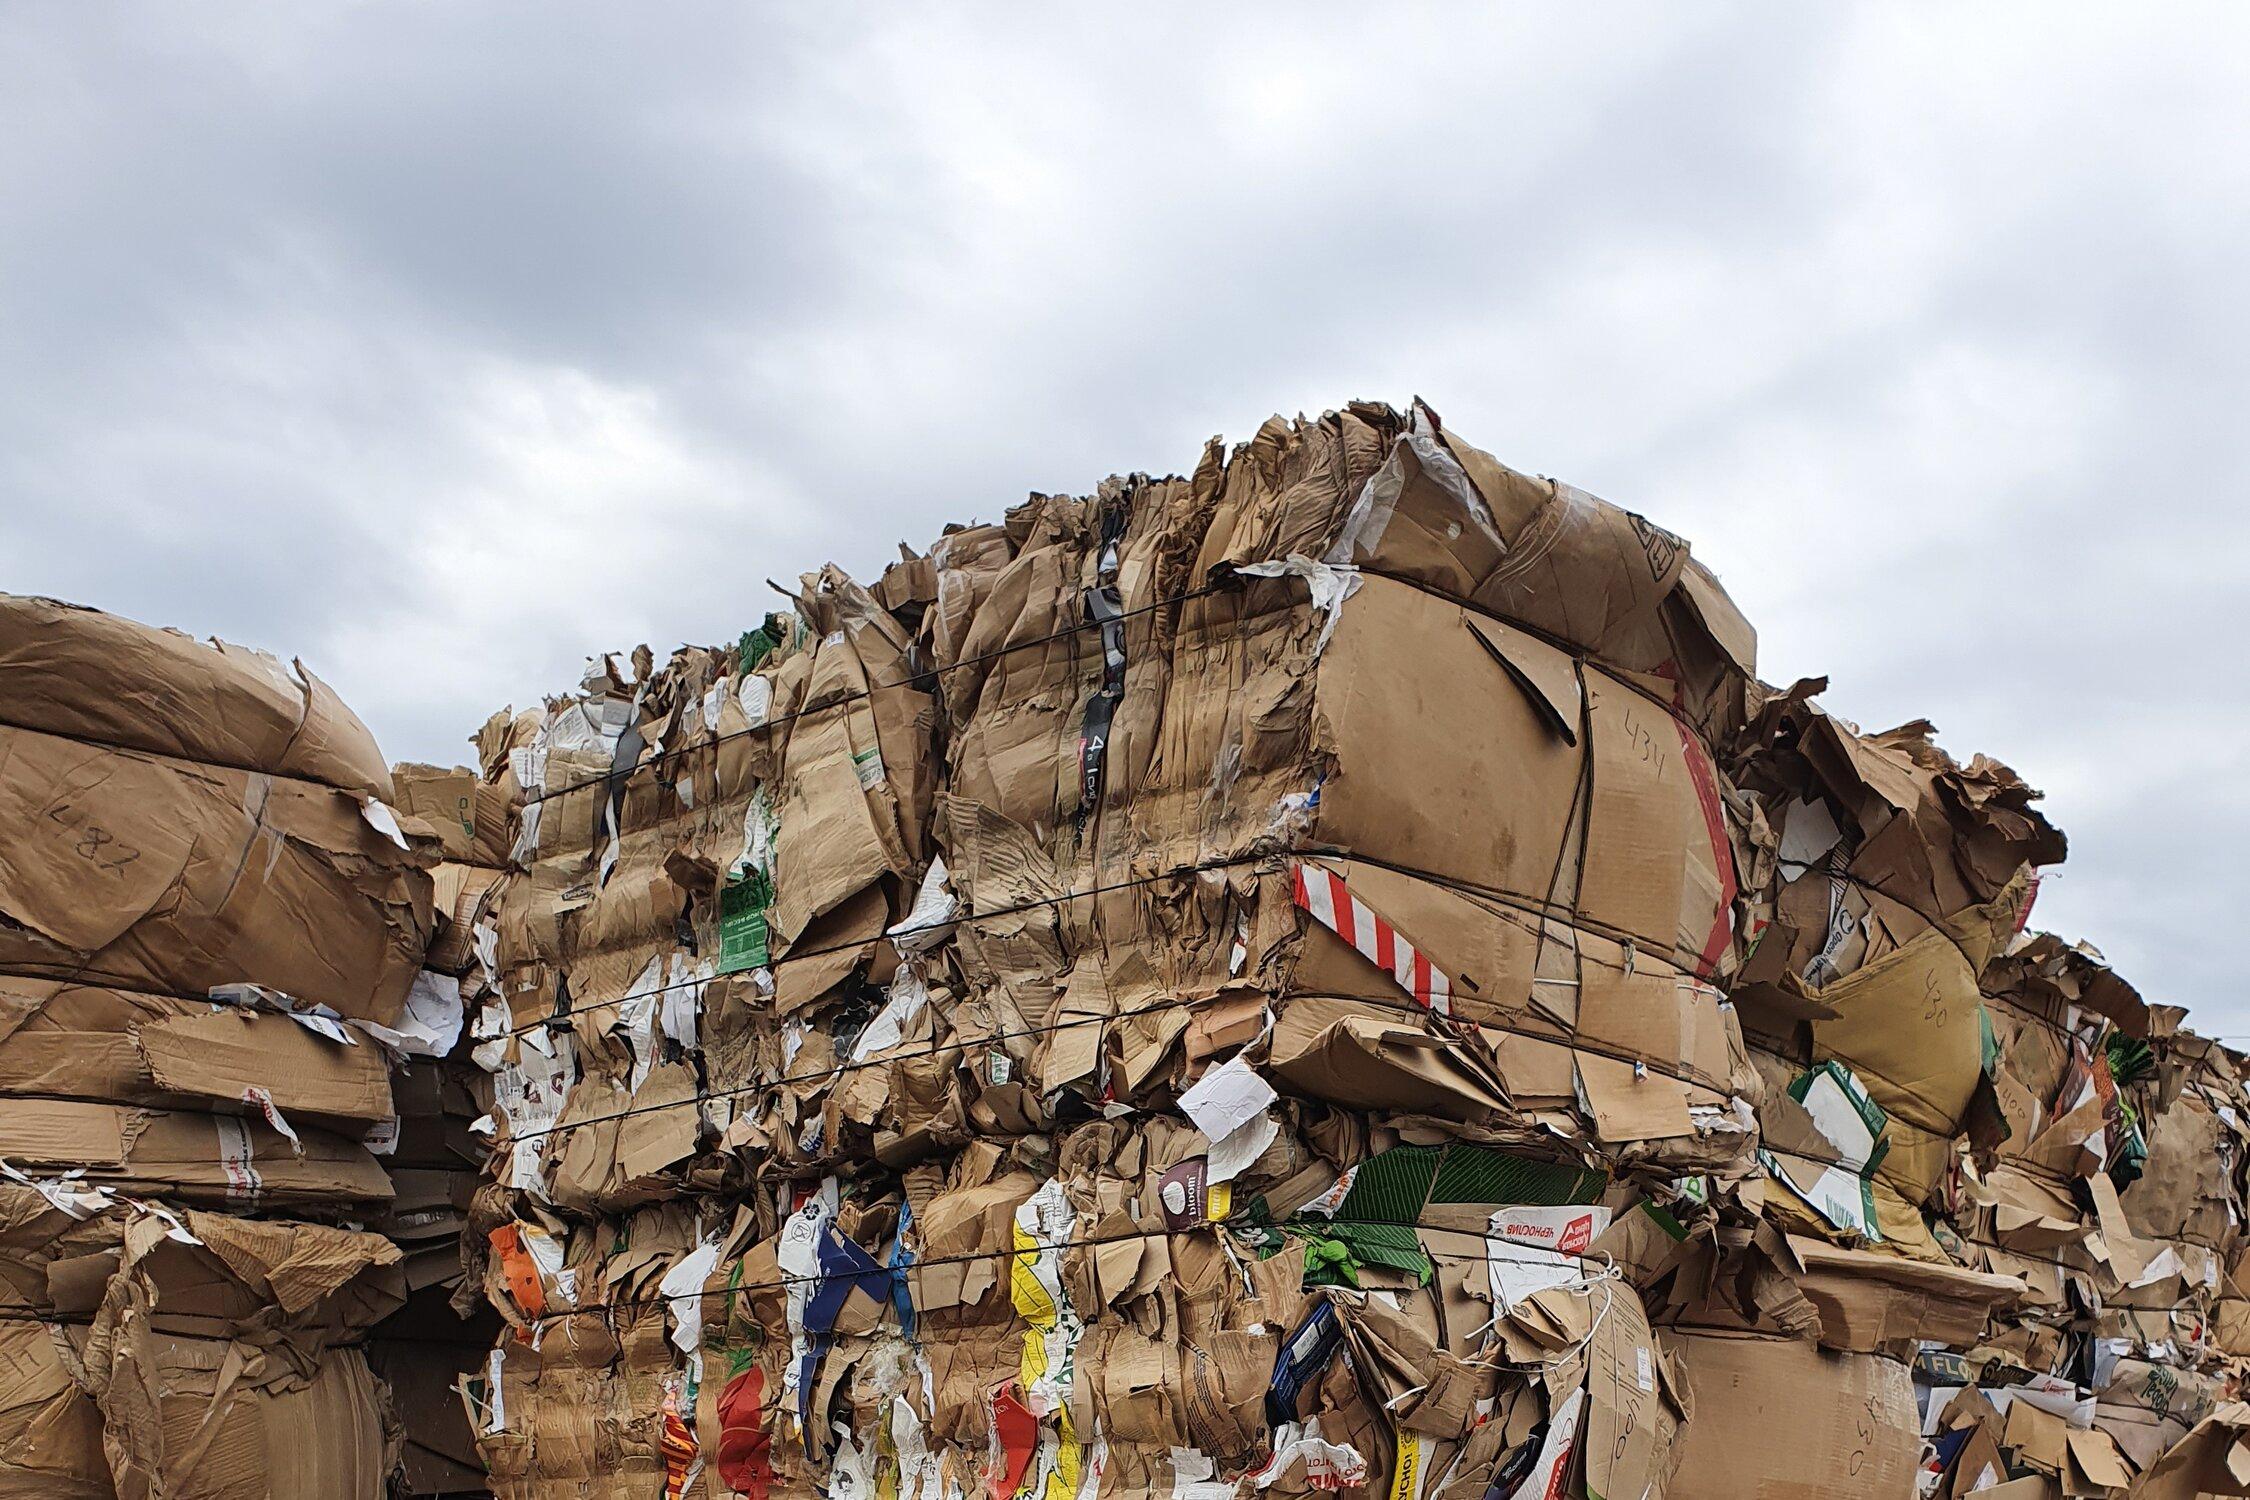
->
1677, 560, 1757, 678
139, 1009, 395, 1123
1785, 1234, 2023, 1352
1666, 1331, 1921, 1499
1269, 996, 1510, 1121
1461, 612, 1580, 744
0, 1097, 131, 1166
1576, 1052, 1695, 1143
2064, 1426, 2133, 1492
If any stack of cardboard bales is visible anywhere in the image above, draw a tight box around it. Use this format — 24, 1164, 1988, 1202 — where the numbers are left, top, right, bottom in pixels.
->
0, 594, 438, 1496
17, 396, 2241, 1498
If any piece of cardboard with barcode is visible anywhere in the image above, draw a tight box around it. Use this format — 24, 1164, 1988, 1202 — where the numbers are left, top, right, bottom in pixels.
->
1583, 1278, 1667, 1500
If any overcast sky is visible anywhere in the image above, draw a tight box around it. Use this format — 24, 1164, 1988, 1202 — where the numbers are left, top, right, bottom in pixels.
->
5, 5, 2246, 1027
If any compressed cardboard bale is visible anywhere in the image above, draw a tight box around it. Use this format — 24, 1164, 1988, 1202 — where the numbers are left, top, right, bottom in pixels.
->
77, 1221, 403, 1500
0, 1098, 391, 1210
0, 1197, 405, 1500
459, 404, 1760, 1499
1783, 1235, 2023, 1356
0, 597, 473, 1500
89, 1332, 394, 1500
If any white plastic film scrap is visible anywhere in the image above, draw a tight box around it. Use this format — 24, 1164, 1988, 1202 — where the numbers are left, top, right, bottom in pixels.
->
482, 1346, 508, 1434
521, 1224, 566, 1284
1169, 1448, 1235, 1500
892, 1394, 944, 1500
617, 956, 665, 1094
739, 674, 772, 729
888, 857, 958, 953
662, 1237, 723, 1355
853, 966, 931, 1063
1179, 1058, 1277, 1143
830, 1427, 871, 1500
660, 954, 708, 1053
1483, 1239, 1580, 1314
1236, 556, 1362, 654
360, 798, 410, 849
368, 970, 465, 1057
1251, 1420, 1367, 1491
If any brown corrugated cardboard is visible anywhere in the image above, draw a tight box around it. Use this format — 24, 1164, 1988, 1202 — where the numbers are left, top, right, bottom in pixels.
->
1667, 1332, 1919, 1498
0, 722, 433, 1024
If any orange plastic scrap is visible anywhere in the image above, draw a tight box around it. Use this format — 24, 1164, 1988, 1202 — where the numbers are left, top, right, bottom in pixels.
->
488, 1222, 546, 1321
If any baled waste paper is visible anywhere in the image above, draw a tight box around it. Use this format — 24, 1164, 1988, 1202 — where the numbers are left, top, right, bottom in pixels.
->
6, 396, 2248, 1500
0, 594, 462, 1497
423, 400, 2250, 1500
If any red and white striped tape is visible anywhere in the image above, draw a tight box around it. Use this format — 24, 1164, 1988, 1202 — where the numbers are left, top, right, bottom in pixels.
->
1291, 861, 1453, 1016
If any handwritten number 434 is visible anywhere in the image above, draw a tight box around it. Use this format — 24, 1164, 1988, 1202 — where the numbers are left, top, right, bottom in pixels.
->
45, 802, 141, 874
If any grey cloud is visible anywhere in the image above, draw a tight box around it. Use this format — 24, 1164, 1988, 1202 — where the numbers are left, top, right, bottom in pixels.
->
3, 1, 2247, 1023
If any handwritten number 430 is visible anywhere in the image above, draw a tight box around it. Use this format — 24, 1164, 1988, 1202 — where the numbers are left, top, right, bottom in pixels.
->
45, 803, 141, 874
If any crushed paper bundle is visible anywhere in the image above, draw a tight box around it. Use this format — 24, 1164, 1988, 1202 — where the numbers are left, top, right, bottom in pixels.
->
430, 398, 2250, 1500
0, 594, 456, 1497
